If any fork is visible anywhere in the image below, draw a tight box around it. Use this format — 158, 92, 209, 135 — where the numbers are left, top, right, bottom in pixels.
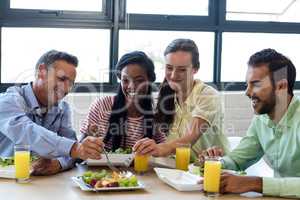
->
87, 125, 121, 172
101, 147, 133, 178
101, 147, 120, 172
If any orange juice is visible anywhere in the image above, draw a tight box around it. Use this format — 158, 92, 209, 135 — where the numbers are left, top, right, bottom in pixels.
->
203, 159, 221, 194
134, 155, 149, 173
175, 146, 191, 171
15, 151, 30, 180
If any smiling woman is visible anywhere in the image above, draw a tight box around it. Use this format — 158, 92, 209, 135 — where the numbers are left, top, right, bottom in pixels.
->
133, 39, 229, 161
80, 51, 166, 152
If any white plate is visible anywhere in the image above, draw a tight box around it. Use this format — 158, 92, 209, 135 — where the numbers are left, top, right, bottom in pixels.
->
154, 168, 203, 192
0, 165, 15, 179
86, 154, 134, 167
71, 176, 145, 191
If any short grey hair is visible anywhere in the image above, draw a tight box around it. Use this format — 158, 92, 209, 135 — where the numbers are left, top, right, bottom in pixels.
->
35, 50, 78, 73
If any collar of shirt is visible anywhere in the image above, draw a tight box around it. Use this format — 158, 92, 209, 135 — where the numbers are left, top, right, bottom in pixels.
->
260, 96, 299, 130
23, 82, 40, 111
23, 83, 63, 117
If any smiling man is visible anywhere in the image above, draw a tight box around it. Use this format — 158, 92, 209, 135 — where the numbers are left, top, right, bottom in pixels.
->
0, 50, 103, 175
201, 48, 300, 198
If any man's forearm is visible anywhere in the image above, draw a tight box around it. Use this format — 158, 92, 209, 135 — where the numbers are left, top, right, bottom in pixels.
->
156, 138, 191, 157
156, 142, 175, 157
159, 134, 198, 156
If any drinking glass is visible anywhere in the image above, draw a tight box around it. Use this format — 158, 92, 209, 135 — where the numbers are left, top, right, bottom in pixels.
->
203, 156, 221, 196
14, 144, 30, 183
134, 154, 149, 174
175, 143, 191, 171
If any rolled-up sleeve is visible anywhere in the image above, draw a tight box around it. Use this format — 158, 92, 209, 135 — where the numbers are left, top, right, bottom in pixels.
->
191, 87, 221, 126
0, 93, 76, 158
263, 177, 300, 198
57, 156, 75, 170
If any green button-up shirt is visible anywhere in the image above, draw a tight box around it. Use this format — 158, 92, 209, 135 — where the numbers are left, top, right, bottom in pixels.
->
223, 96, 300, 198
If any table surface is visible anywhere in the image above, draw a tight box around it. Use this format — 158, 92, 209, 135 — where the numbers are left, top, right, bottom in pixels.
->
0, 162, 293, 200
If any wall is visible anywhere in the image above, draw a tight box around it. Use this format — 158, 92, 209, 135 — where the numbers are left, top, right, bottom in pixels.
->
64, 91, 255, 137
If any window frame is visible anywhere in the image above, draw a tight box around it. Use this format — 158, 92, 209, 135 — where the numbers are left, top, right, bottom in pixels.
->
219, 0, 300, 90
1, 0, 300, 93
3, 0, 111, 20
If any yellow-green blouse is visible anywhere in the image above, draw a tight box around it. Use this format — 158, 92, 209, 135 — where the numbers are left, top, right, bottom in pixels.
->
167, 79, 229, 160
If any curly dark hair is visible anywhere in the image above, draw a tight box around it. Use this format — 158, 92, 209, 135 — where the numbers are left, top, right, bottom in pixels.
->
248, 48, 296, 96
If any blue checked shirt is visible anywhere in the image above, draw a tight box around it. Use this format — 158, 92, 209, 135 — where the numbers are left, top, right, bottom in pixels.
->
0, 83, 77, 170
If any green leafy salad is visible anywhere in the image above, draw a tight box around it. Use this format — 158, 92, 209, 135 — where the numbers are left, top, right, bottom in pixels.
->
109, 148, 132, 154
81, 170, 138, 188
0, 157, 14, 167
0, 156, 39, 167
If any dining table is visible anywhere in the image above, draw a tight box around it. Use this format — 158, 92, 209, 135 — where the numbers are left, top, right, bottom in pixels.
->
0, 158, 295, 200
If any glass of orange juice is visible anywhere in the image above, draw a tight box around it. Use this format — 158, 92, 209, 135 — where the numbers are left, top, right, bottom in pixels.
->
134, 154, 149, 174
175, 143, 191, 171
203, 156, 222, 196
14, 145, 30, 183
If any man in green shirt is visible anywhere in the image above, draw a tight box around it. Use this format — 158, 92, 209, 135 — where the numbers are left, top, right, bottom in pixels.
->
201, 48, 300, 198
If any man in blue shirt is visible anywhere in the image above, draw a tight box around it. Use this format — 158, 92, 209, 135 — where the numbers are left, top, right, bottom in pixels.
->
0, 50, 103, 175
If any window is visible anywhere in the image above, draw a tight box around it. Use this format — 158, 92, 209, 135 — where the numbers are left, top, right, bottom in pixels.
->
1, 27, 110, 83
2, 1, 300, 92
126, 0, 209, 16
222, 32, 300, 82
119, 30, 214, 82
10, 0, 103, 12
226, 0, 300, 22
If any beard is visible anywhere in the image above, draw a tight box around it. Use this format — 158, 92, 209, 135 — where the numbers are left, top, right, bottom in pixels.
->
252, 90, 276, 115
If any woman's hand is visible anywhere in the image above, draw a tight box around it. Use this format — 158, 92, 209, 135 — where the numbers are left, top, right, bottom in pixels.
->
133, 138, 160, 156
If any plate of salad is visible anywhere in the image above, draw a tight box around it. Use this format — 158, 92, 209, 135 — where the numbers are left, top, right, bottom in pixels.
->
86, 148, 134, 167
0, 157, 15, 179
0, 156, 37, 179
72, 170, 145, 191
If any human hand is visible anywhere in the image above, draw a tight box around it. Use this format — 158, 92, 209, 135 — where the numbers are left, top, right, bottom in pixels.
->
198, 146, 224, 165
31, 158, 61, 176
71, 136, 104, 160
220, 173, 262, 194
133, 138, 160, 156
